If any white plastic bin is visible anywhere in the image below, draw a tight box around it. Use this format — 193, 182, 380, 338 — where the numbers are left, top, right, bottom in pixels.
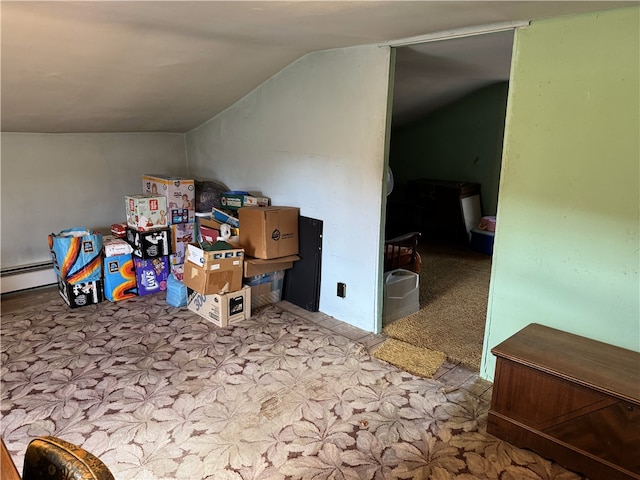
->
383, 268, 420, 324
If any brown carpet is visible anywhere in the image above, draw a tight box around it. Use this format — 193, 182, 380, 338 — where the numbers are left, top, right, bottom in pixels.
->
383, 240, 492, 372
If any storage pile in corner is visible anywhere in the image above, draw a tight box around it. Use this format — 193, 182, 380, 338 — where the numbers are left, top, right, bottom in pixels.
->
48, 178, 301, 326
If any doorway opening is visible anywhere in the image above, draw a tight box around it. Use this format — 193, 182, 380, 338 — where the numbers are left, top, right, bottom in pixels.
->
381, 29, 514, 373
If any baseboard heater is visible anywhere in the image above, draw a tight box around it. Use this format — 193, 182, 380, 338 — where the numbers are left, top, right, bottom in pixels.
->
1, 262, 57, 294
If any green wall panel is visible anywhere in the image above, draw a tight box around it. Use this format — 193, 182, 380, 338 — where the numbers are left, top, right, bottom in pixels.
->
482, 6, 640, 380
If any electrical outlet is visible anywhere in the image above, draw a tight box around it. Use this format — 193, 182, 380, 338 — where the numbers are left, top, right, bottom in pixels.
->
337, 282, 346, 298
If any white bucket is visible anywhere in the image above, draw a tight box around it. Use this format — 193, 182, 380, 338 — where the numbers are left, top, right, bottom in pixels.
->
383, 268, 420, 324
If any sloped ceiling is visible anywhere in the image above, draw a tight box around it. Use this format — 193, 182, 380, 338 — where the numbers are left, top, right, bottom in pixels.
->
1, 1, 632, 133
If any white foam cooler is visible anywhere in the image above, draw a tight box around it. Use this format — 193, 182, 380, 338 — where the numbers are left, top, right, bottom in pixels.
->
383, 268, 420, 324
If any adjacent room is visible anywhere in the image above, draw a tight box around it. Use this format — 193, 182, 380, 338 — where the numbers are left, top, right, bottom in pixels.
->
380, 29, 514, 374
2, 2, 638, 479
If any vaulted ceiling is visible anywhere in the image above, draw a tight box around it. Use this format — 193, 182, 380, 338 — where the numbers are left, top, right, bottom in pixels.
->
1, 1, 631, 133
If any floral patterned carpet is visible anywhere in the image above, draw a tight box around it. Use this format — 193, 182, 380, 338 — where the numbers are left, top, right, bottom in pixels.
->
1, 292, 586, 479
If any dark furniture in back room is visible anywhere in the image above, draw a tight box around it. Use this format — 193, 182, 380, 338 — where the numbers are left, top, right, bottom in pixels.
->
407, 178, 481, 243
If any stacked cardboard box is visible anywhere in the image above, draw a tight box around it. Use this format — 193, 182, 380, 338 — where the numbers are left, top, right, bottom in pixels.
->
186, 198, 301, 323
184, 242, 251, 326
238, 206, 300, 309
141, 174, 196, 279
112, 175, 194, 299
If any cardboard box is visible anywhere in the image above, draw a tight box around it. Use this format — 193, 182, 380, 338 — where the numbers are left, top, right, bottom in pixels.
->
126, 227, 171, 259
126, 194, 168, 232
183, 247, 244, 295
58, 277, 103, 308
186, 244, 243, 269
246, 270, 285, 309
170, 222, 195, 264
103, 254, 137, 302
187, 285, 251, 327
142, 174, 195, 224
243, 255, 299, 277
133, 256, 170, 295
220, 191, 270, 210
103, 235, 133, 257
239, 206, 299, 259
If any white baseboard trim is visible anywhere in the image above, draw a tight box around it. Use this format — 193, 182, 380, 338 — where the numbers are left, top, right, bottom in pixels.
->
1, 268, 57, 294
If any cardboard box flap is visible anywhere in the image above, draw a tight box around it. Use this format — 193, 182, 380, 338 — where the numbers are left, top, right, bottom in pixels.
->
243, 255, 300, 277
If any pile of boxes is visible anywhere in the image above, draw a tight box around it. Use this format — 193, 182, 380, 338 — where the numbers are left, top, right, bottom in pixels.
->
185, 203, 300, 326
116, 174, 197, 297
50, 176, 301, 325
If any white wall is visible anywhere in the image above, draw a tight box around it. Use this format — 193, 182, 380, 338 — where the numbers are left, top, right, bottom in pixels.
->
186, 45, 392, 332
1, 133, 186, 269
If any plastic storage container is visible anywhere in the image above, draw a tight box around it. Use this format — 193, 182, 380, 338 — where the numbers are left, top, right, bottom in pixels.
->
383, 268, 420, 324
470, 228, 495, 255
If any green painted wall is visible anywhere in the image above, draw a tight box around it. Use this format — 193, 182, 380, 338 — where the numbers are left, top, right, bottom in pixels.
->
390, 81, 509, 215
482, 6, 640, 380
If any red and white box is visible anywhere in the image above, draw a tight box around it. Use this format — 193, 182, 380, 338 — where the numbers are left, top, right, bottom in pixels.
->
126, 194, 168, 232
103, 235, 133, 257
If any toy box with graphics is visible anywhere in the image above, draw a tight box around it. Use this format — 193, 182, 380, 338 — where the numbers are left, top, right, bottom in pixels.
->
134, 256, 170, 296
126, 227, 171, 259
142, 174, 195, 224
103, 254, 137, 302
58, 277, 104, 308
126, 194, 168, 232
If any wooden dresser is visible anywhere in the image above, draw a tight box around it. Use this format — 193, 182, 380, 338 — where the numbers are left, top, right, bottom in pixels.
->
487, 323, 640, 480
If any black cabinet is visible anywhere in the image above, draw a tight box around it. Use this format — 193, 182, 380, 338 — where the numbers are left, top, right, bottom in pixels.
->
283, 216, 323, 312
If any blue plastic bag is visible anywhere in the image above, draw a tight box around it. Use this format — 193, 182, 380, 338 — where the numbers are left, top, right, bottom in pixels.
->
48, 228, 102, 283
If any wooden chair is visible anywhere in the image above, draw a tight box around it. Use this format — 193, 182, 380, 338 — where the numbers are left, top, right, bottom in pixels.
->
21, 436, 115, 480
384, 231, 422, 273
